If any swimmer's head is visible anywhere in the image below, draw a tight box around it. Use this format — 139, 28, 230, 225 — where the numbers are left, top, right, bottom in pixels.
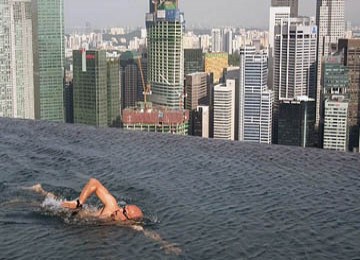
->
124, 205, 144, 221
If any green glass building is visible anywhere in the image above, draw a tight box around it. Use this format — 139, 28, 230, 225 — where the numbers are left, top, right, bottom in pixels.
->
73, 50, 108, 127
73, 50, 120, 128
32, 0, 65, 122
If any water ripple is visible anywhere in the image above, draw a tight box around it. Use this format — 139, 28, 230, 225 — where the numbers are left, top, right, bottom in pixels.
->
0, 118, 360, 259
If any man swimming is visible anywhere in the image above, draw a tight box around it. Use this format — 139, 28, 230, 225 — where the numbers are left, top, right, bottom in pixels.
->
31, 178, 181, 255
32, 178, 143, 223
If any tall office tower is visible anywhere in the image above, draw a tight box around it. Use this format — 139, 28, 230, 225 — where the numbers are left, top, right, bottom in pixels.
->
271, 0, 298, 17
185, 72, 209, 135
278, 97, 316, 147
32, 0, 65, 122
184, 49, 204, 77
0, 0, 34, 119
120, 51, 147, 109
192, 106, 209, 138
322, 53, 349, 151
107, 57, 121, 127
273, 17, 317, 143
315, 0, 345, 127
338, 39, 360, 151
268, 6, 290, 90
185, 72, 209, 110
224, 29, 233, 55
211, 28, 222, 52
146, 0, 185, 109
213, 79, 235, 140
239, 46, 273, 144
73, 50, 108, 127
204, 52, 228, 84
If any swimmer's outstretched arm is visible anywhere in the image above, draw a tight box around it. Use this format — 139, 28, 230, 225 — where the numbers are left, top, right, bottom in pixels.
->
130, 226, 182, 255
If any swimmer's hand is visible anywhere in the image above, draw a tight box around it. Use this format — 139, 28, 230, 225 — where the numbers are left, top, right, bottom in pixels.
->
131, 225, 144, 232
61, 200, 78, 209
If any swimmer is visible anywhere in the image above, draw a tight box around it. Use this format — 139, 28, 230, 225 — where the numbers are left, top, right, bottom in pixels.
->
32, 178, 143, 223
30, 178, 181, 255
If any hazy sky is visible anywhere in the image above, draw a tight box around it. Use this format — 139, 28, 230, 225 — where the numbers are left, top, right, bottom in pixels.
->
64, 0, 360, 30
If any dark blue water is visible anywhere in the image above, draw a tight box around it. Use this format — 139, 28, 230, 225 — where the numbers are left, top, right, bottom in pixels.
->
0, 118, 360, 259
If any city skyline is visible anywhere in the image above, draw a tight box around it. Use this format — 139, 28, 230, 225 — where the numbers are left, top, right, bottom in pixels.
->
64, 0, 360, 30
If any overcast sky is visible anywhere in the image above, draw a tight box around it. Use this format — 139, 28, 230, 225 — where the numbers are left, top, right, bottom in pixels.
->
64, 0, 360, 30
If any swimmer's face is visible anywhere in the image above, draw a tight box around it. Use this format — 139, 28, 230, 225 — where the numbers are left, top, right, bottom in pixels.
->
113, 205, 144, 222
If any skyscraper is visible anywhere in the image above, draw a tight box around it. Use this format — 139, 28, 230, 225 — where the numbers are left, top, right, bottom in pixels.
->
271, 0, 298, 17
73, 50, 108, 127
322, 53, 349, 151
0, 0, 34, 119
273, 17, 317, 143
315, 0, 345, 127
338, 39, 360, 151
120, 51, 147, 109
223, 29, 233, 55
268, 6, 291, 90
278, 97, 316, 147
211, 29, 222, 53
213, 79, 235, 140
239, 46, 273, 144
146, 0, 185, 109
185, 72, 209, 135
32, 0, 65, 122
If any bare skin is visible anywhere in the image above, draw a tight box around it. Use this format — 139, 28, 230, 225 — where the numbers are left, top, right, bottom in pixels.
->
31, 179, 143, 222
30, 179, 181, 255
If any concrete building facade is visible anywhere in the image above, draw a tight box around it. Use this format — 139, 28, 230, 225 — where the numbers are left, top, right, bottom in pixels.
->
213, 79, 235, 140
146, 0, 185, 109
239, 46, 273, 144
315, 0, 345, 127
0, 0, 35, 119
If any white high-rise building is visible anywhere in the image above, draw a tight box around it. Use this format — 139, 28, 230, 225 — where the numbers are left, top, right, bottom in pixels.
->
224, 29, 233, 54
268, 7, 291, 90
273, 17, 318, 143
0, 0, 35, 119
213, 79, 235, 140
315, 0, 345, 127
199, 34, 211, 52
274, 17, 317, 103
239, 46, 273, 144
211, 28, 222, 52
323, 100, 348, 151
269, 7, 291, 51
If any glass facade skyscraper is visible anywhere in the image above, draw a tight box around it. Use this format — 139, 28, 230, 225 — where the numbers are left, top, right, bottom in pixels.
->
73, 50, 108, 127
32, 0, 64, 122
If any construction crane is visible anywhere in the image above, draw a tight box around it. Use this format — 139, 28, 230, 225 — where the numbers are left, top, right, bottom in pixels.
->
137, 55, 151, 109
